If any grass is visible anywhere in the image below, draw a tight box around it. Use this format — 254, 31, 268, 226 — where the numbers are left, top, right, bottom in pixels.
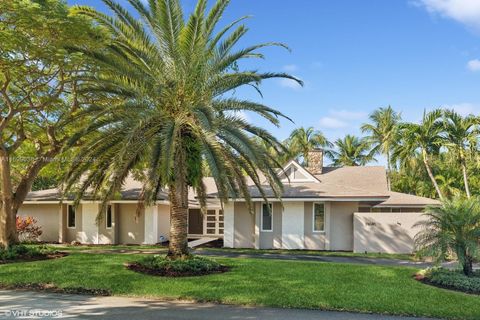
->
195, 247, 416, 261
0, 252, 478, 319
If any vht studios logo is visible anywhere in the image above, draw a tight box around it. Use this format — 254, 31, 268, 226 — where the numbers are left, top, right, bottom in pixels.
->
2, 309, 63, 318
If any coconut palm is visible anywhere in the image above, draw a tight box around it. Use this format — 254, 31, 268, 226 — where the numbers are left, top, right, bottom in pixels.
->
393, 109, 444, 201
66, 0, 301, 258
325, 135, 375, 166
442, 110, 479, 198
414, 197, 480, 276
361, 106, 401, 172
287, 127, 331, 165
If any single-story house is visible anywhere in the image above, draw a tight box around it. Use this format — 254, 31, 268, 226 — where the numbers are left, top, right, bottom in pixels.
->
18, 149, 439, 253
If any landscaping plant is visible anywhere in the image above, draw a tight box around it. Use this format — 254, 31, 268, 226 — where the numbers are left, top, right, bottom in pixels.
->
16, 216, 42, 243
414, 197, 480, 276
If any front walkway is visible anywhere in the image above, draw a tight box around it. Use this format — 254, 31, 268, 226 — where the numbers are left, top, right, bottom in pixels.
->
0, 290, 438, 320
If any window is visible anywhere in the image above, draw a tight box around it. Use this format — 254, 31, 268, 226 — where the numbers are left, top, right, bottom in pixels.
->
67, 205, 76, 228
313, 203, 325, 232
261, 203, 273, 232
106, 205, 112, 229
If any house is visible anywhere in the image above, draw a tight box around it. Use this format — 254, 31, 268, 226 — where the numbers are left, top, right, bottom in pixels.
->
18, 149, 439, 253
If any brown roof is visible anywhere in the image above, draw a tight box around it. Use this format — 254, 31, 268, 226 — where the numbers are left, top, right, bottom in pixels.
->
374, 191, 440, 207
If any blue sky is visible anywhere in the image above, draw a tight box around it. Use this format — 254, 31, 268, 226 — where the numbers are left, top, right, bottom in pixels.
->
68, 0, 480, 163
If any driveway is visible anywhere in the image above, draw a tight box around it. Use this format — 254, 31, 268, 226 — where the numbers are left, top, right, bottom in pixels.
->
0, 290, 437, 320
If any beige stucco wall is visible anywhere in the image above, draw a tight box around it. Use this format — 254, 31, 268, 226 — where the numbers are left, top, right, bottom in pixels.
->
353, 212, 426, 253
18, 204, 60, 242
65, 204, 83, 243
303, 202, 326, 250
329, 202, 357, 251
233, 202, 255, 248
157, 204, 170, 241
257, 202, 282, 249
117, 203, 145, 244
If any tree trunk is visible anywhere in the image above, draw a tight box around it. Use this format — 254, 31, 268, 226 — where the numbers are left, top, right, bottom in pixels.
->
0, 145, 17, 248
167, 179, 189, 259
460, 156, 471, 199
462, 254, 474, 277
422, 150, 444, 201
386, 151, 391, 191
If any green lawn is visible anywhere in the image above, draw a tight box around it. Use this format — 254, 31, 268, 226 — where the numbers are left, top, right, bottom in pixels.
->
196, 247, 416, 261
0, 253, 478, 319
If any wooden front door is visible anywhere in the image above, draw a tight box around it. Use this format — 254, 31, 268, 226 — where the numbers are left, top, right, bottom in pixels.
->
188, 209, 203, 234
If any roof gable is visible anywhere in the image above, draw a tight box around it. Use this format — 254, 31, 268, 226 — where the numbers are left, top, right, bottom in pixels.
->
277, 160, 320, 183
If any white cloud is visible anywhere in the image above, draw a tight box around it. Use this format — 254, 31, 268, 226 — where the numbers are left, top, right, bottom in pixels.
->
319, 117, 348, 129
318, 109, 367, 129
444, 102, 480, 115
282, 64, 298, 72
415, 0, 480, 31
467, 59, 480, 71
278, 77, 302, 90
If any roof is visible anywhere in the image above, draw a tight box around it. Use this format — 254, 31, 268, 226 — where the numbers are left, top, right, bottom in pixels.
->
24, 161, 438, 207
374, 191, 440, 207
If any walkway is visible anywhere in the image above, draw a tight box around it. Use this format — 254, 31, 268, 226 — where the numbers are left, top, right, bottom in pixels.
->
0, 290, 438, 320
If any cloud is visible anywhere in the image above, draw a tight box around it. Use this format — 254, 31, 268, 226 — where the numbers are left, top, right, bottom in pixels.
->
415, 0, 480, 31
282, 64, 298, 72
444, 102, 480, 116
318, 109, 367, 129
278, 77, 302, 90
467, 59, 480, 71
319, 117, 348, 129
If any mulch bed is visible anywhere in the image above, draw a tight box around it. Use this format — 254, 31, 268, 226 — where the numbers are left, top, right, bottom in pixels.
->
125, 262, 230, 277
0, 282, 110, 296
0, 252, 68, 265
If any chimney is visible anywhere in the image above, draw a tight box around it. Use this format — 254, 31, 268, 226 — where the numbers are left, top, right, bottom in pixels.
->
306, 149, 323, 175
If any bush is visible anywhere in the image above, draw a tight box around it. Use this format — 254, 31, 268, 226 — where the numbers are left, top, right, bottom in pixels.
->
421, 267, 480, 294
16, 216, 43, 243
0, 244, 54, 262
128, 255, 228, 277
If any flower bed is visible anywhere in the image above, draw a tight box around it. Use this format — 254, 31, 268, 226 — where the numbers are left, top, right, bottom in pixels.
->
126, 255, 229, 277
0, 245, 65, 264
417, 267, 480, 295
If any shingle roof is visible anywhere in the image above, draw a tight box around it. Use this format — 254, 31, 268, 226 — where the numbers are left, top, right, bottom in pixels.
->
374, 191, 440, 207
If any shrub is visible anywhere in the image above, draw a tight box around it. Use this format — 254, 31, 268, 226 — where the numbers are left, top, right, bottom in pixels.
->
16, 216, 43, 243
0, 244, 52, 262
128, 255, 227, 277
421, 267, 480, 294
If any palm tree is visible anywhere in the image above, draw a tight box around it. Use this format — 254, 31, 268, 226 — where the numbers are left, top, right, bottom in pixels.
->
361, 106, 401, 172
287, 127, 331, 165
414, 197, 480, 276
442, 110, 479, 198
66, 0, 301, 259
393, 109, 445, 201
325, 135, 375, 166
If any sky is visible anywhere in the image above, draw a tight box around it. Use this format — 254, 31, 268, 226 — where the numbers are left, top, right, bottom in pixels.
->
67, 0, 480, 164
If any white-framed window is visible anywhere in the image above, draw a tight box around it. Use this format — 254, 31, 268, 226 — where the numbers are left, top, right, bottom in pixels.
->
261, 203, 273, 232
67, 205, 76, 228
313, 202, 325, 232
106, 205, 113, 229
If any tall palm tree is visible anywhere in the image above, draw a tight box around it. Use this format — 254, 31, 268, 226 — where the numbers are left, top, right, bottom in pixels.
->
287, 127, 331, 165
66, 0, 301, 259
361, 106, 401, 172
414, 197, 480, 276
442, 110, 479, 198
325, 135, 375, 166
393, 109, 445, 201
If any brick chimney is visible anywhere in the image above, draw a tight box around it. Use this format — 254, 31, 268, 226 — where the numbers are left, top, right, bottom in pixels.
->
306, 149, 323, 175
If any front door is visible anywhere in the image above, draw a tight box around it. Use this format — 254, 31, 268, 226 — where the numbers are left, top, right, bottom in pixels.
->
188, 209, 203, 234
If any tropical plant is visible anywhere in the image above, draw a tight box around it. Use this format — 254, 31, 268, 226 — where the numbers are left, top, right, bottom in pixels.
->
325, 134, 375, 166
414, 197, 480, 276
66, 0, 301, 259
361, 106, 401, 172
287, 127, 331, 165
393, 109, 444, 200
441, 110, 479, 199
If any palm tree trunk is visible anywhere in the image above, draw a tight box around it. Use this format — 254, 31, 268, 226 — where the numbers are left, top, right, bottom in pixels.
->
386, 151, 391, 190
462, 252, 474, 277
460, 156, 471, 199
422, 150, 444, 201
167, 179, 189, 259
0, 146, 17, 248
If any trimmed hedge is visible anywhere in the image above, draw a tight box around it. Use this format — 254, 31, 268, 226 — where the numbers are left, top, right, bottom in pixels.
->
127, 255, 228, 277
421, 268, 480, 294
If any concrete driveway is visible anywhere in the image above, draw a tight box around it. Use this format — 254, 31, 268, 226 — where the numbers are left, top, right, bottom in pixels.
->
0, 290, 438, 320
